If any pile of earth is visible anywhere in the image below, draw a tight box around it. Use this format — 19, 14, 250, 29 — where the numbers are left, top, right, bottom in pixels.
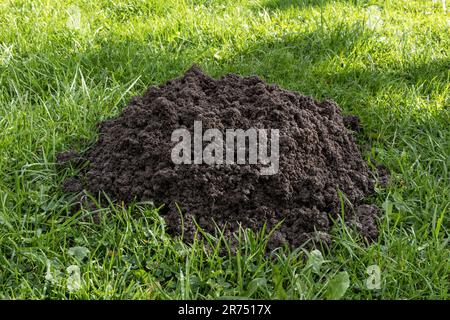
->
59, 65, 382, 249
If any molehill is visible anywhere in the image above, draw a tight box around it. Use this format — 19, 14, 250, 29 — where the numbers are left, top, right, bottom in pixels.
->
59, 65, 381, 248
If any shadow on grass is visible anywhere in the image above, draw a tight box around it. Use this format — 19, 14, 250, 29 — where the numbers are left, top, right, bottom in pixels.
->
4, 15, 447, 126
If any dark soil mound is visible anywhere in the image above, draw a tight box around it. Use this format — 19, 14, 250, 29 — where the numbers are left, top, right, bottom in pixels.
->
61, 65, 380, 248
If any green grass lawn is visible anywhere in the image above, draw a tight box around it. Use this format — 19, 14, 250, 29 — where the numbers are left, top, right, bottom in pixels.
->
0, 0, 449, 299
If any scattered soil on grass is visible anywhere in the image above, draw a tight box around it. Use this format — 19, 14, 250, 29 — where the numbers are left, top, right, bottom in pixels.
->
60, 65, 381, 249
343, 115, 362, 132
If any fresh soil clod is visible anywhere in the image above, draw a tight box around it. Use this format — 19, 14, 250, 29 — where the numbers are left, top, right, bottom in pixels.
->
343, 115, 362, 132
60, 65, 381, 248
57, 150, 83, 166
